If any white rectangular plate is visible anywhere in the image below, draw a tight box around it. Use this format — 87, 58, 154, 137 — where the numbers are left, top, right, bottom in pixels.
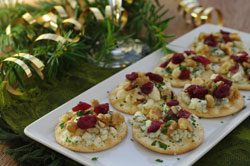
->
25, 24, 250, 166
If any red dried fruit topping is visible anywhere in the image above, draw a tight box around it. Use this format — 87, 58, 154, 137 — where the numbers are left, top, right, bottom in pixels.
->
77, 115, 97, 129
147, 120, 164, 133
185, 85, 208, 99
172, 53, 185, 64
146, 72, 163, 83
184, 50, 196, 56
178, 70, 190, 80
141, 82, 154, 94
230, 52, 249, 63
204, 35, 217, 47
192, 56, 211, 65
230, 64, 239, 74
167, 100, 179, 107
94, 103, 109, 114
213, 84, 230, 99
72, 102, 91, 112
177, 109, 191, 119
160, 59, 171, 68
214, 75, 232, 87
220, 30, 232, 43
126, 72, 138, 81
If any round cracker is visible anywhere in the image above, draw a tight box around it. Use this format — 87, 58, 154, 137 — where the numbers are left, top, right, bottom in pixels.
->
234, 82, 250, 90
55, 123, 128, 152
177, 91, 245, 118
109, 87, 139, 115
164, 70, 214, 88
132, 124, 204, 154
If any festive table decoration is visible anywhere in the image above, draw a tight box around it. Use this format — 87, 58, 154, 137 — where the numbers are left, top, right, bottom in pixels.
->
0, 0, 174, 95
177, 0, 223, 26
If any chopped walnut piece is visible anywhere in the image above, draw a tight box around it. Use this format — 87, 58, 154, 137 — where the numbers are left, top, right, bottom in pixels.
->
186, 59, 197, 68
91, 99, 99, 107
198, 32, 208, 41
229, 33, 241, 41
163, 120, 178, 135
125, 81, 138, 91
243, 62, 250, 69
87, 128, 99, 134
205, 94, 215, 108
66, 121, 78, 133
220, 42, 233, 55
111, 112, 125, 128
191, 78, 204, 86
178, 118, 194, 132
229, 86, 240, 101
198, 45, 211, 57
97, 113, 111, 126
136, 75, 150, 86
147, 107, 162, 120
218, 61, 234, 74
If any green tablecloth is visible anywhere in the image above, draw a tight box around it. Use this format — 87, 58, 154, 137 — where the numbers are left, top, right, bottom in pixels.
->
0, 62, 250, 166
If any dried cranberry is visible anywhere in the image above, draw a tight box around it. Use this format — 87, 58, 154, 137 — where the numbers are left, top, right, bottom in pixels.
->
160, 59, 171, 68
192, 56, 211, 65
126, 72, 138, 81
77, 115, 97, 129
172, 53, 185, 64
146, 72, 163, 83
167, 100, 179, 107
164, 110, 178, 122
220, 30, 230, 36
184, 50, 196, 56
214, 75, 232, 87
213, 84, 230, 99
141, 82, 154, 94
220, 30, 232, 43
231, 64, 239, 74
147, 120, 163, 133
204, 35, 217, 47
178, 70, 190, 80
177, 109, 191, 119
185, 85, 208, 99
72, 102, 91, 112
230, 54, 248, 63
94, 103, 109, 114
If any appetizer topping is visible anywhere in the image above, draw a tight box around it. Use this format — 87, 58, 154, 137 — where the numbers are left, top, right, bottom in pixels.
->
178, 69, 190, 80
230, 51, 248, 63
77, 115, 97, 129
220, 30, 232, 43
111, 112, 125, 128
147, 107, 162, 120
178, 118, 193, 132
141, 82, 154, 94
160, 59, 171, 68
177, 109, 191, 119
166, 100, 179, 107
126, 72, 138, 81
72, 102, 91, 112
146, 72, 163, 83
204, 35, 217, 47
192, 56, 211, 65
184, 50, 196, 55
172, 53, 185, 64
147, 120, 164, 133
164, 110, 178, 122
94, 103, 109, 114
213, 84, 230, 99
214, 75, 232, 87
230, 64, 239, 74
185, 85, 208, 99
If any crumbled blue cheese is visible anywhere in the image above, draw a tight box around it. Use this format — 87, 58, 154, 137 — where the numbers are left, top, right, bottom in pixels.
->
181, 92, 191, 105
210, 74, 219, 80
215, 97, 229, 106
71, 136, 82, 144
212, 48, 224, 56
148, 86, 161, 101
154, 66, 166, 75
190, 65, 205, 78
172, 67, 181, 78
142, 99, 154, 109
189, 98, 207, 113
110, 127, 118, 136
228, 65, 246, 83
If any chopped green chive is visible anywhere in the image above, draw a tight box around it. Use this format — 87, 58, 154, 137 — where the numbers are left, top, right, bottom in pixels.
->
151, 140, 157, 146
166, 67, 172, 74
161, 128, 168, 134
155, 159, 163, 163
165, 121, 172, 127
177, 158, 180, 160
66, 137, 71, 143
213, 85, 217, 89
77, 111, 84, 117
130, 138, 134, 142
158, 141, 167, 150
241, 105, 247, 111
179, 66, 187, 71
120, 104, 124, 107
59, 122, 65, 129
91, 157, 98, 161
220, 121, 224, 123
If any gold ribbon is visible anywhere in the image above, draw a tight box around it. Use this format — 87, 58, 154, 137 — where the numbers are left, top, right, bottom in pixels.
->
36, 12, 58, 31
0, 53, 45, 95
177, 0, 223, 26
35, 33, 67, 44
51, 6, 68, 18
